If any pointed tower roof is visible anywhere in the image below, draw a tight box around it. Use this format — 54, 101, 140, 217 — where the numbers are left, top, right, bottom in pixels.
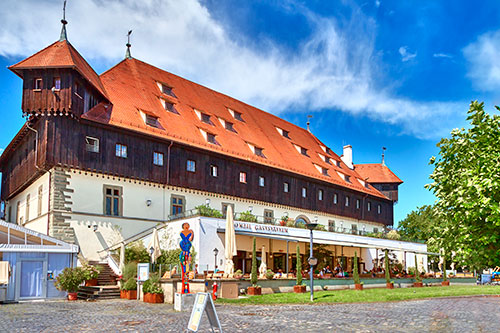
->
9, 40, 108, 100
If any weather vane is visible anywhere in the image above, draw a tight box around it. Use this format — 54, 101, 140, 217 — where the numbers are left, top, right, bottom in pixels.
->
125, 30, 133, 59
59, 0, 68, 41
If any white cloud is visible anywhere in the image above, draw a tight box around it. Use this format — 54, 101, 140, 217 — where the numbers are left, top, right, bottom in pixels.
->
375, 0, 381, 8
433, 53, 452, 59
399, 46, 417, 62
0, 0, 461, 139
463, 30, 500, 91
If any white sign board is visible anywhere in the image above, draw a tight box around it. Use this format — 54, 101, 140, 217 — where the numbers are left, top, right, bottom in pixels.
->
188, 292, 222, 332
137, 263, 149, 282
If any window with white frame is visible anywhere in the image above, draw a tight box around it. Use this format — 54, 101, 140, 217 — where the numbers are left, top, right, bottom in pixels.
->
85, 136, 99, 153
104, 185, 122, 216
53, 77, 61, 90
239, 172, 247, 183
186, 160, 196, 172
153, 152, 164, 166
328, 220, 335, 232
259, 176, 265, 187
283, 182, 289, 193
34, 78, 42, 90
115, 143, 127, 158
210, 165, 218, 177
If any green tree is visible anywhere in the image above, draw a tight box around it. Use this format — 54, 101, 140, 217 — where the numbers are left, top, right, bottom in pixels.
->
384, 249, 391, 283
251, 237, 258, 286
296, 244, 302, 286
427, 101, 500, 270
398, 205, 442, 257
353, 251, 360, 285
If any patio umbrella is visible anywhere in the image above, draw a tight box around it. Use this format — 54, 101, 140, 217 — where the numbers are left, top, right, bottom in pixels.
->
259, 245, 267, 277
147, 228, 162, 264
224, 205, 237, 275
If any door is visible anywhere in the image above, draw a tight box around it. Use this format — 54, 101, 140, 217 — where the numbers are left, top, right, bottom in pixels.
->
18, 260, 46, 299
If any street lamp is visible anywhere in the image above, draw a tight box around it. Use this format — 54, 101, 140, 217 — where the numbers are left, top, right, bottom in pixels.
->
206, 198, 211, 207
306, 221, 318, 302
149, 246, 155, 271
213, 248, 219, 271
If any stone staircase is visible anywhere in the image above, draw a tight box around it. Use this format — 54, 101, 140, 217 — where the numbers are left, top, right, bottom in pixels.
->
78, 261, 120, 300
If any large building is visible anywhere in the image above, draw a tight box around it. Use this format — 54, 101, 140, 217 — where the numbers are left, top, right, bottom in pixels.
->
0, 23, 425, 278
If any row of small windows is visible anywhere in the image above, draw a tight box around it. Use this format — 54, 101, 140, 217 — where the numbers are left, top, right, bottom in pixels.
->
33, 77, 61, 90
184, 159, 382, 214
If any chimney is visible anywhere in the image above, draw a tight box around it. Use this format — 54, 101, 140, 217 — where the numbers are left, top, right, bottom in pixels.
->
341, 145, 353, 169
382, 147, 386, 166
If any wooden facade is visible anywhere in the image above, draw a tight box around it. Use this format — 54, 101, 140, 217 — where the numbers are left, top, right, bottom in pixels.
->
1, 115, 394, 226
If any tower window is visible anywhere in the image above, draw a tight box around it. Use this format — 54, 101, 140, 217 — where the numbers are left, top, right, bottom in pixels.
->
186, 160, 196, 172
153, 152, 164, 166
115, 144, 127, 158
239, 172, 247, 183
53, 77, 61, 90
34, 78, 42, 90
85, 136, 99, 153
210, 165, 218, 177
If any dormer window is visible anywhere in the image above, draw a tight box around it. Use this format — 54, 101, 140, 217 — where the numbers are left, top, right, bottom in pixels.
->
322, 168, 329, 176
276, 127, 291, 139
225, 121, 235, 132
336, 160, 341, 167
157, 82, 176, 97
53, 77, 61, 90
207, 132, 217, 145
145, 114, 159, 127
34, 78, 42, 90
228, 108, 244, 121
345, 175, 351, 183
201, 113, 211, 124
294, 144, 308, 156
163, 101, 179, 114
254, 147, 265, 157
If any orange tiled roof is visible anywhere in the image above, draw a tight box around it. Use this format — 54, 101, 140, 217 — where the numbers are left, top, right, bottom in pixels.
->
354, 164, 403, 184
9, 40, 108, 100
81, 57, 390, 199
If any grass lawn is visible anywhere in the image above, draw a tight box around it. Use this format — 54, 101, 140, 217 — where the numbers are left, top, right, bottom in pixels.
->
217, 285, 500, 305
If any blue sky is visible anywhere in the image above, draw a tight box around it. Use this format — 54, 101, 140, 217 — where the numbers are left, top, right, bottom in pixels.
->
1, 0, 500, 225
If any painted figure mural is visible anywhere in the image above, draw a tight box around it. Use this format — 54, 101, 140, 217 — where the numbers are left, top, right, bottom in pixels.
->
179, 222, 194, 293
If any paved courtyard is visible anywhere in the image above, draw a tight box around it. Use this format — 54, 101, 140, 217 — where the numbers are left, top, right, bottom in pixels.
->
0, 296, 499, 332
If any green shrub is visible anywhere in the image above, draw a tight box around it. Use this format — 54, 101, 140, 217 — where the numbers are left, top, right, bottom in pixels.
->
286, 220, 295, 228
122, 262, 137, 281
196, 205, 223, 218
125, 241, 150, 264
54, 267, 84, 293
143, 273, 163, 294
81, 263, 100, 280
315, 224, 326, 231
353, 251, 360, 284
443, 257, 447, 281
122, 278, 137, 291
251, 237, 258, 286
265, 269, 274, 280
296, 244, 302, 286
239, 211, 258, 223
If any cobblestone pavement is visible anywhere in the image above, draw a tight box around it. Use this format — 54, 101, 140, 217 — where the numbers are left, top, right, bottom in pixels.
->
0, 296, 499, 332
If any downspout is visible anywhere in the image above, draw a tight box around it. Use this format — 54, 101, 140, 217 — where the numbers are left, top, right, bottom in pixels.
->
164, 141, 173, 221
25, 122, 41, 171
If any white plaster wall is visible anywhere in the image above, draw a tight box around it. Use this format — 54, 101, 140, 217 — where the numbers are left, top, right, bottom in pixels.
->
4, 172, 50, 232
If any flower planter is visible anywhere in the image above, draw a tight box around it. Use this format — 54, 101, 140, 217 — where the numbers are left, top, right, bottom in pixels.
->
354, 283, 363, 291
386, 282, 394, 289
85, 278, 98, 287
293, 285, 306, 293
413, 282, 423, 288
126, 290, 137, 300
143, 293, 164, 303
441, 280, 450, 286
67, 292, 78, 301
120, 290, 127, 299
247, 286, 261, 296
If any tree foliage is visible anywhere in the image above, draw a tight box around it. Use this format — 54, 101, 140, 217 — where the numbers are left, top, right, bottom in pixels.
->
353, 252, 360, 284
426, 101, 500, 269
251, 237, 258, 286
296, 244, 302, 286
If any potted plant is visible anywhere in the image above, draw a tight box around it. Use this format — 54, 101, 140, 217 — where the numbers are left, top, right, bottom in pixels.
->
122, 278, 137, 299
82, 263, 100, 287
120, 262, 137, 297
294, 244, 306, 293
54, 267, 84, 301
279, 215, 288, 226
247, 237, 261, 295
413, 255, 423, 287
384, 250, 394, 289
143, 273, 164, 303
353, 251, 363, 290
442, 257, 449, 286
